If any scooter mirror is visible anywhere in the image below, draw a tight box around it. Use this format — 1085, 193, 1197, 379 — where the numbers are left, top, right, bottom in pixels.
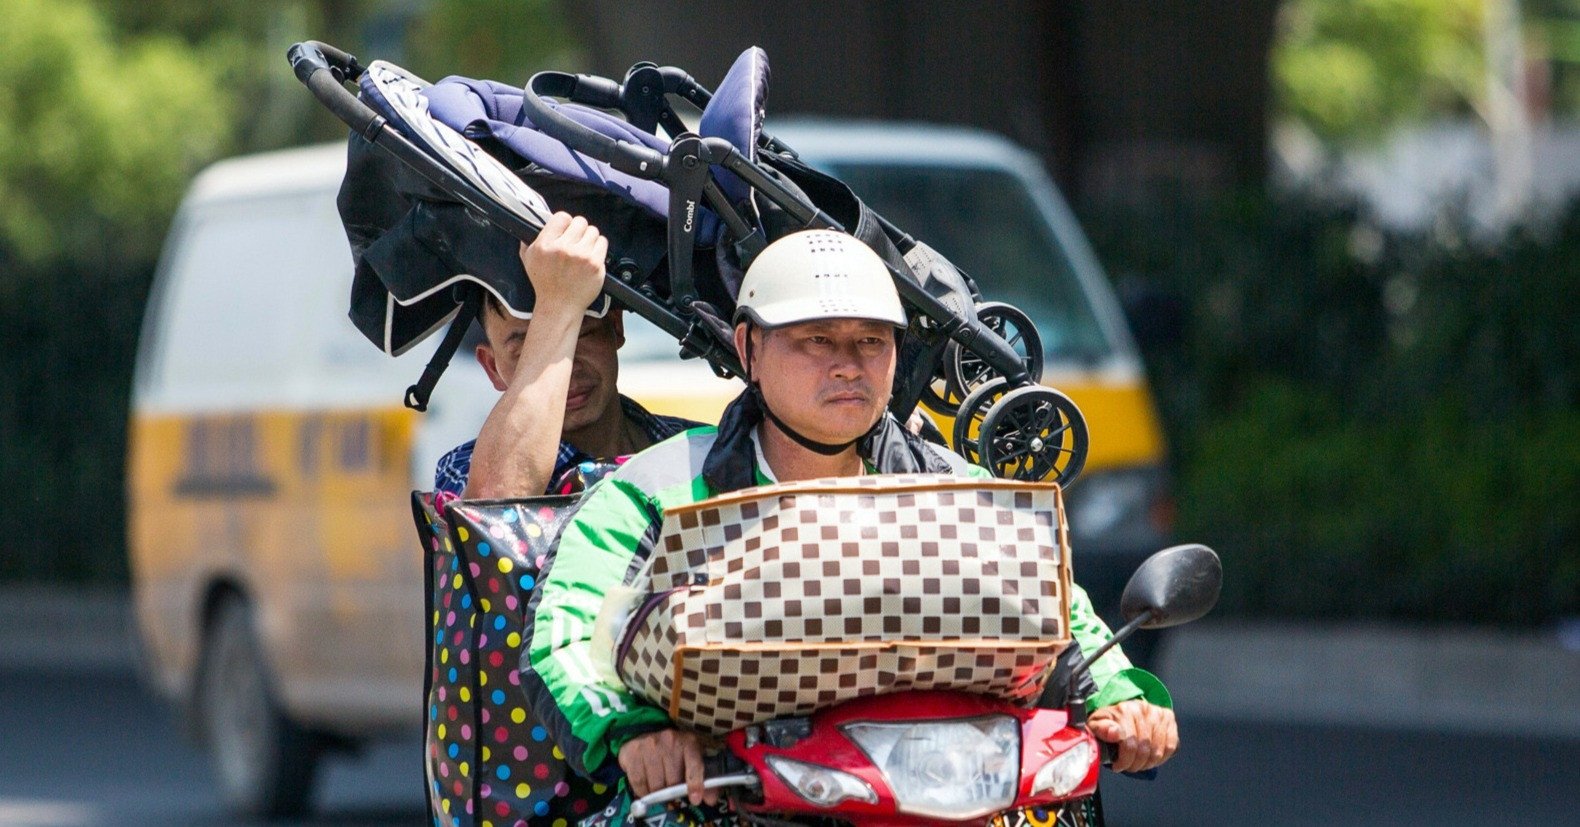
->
1119, 544, 1222, 629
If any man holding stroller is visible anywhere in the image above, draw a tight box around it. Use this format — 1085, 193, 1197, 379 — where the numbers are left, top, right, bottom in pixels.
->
524, 229, 1178, 819
432, 211, 700, 499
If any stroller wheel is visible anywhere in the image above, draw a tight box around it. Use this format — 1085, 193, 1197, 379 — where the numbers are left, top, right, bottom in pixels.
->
945, 302, 1044, 400
978, 385, 1089, 485
919, 373, 964, 415
951, 377, 1013, 465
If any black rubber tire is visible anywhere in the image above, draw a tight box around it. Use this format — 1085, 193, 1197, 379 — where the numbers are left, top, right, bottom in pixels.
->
951, 377, 1013, 465
978, 385, 1089, 485
944, 301, 1045, 400
919, 373, 963, 415
195, 596, 322, 820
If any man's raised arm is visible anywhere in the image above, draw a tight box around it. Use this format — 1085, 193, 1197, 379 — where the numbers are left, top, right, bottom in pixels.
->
464, 213, 607, 498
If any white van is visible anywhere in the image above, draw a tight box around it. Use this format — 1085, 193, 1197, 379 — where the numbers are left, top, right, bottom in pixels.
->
129, 126, 1171, 816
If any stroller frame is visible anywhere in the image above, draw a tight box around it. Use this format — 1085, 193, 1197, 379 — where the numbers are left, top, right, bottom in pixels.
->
288, 41, 1087, 484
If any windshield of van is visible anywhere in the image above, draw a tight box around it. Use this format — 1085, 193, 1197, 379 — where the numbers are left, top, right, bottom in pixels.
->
828, 164, 1112, 364
619, 164, 1114, 366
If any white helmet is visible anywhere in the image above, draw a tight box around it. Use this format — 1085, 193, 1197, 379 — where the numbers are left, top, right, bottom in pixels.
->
734, 230, 907, 328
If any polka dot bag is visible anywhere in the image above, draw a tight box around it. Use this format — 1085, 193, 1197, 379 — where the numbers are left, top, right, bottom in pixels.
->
415, 491, 615, 827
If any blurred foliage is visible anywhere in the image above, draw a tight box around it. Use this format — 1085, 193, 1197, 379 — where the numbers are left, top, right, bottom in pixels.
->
1260, 0, 1578, 624
1086, 195, 1580, 626
402, 0, 583, 85
0, 1, 234, 584
1273, 0, 1580, 140
93, 0, 340, 151
1530, 0, 1580, 111
0, 0, 233, 265
0, 257, 151, 583
1272, 0, 1488, 142
95, 0, 580, 150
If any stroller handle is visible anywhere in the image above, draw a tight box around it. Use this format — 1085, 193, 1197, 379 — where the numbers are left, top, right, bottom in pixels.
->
524, 72, 667, 180
286, 41, 384, 140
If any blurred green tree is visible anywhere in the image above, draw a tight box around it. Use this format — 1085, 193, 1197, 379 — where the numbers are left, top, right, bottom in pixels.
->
0, 0, 233, 265
1272, 0, 1488, 142
402, 0, 583, 84
88, 0, 581, 155
0, 0, 585, 270
92, 1, 371, 153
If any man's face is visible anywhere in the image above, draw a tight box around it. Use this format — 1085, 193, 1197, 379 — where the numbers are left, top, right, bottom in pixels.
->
477, 306, 624, 432
738, 318, 897, 445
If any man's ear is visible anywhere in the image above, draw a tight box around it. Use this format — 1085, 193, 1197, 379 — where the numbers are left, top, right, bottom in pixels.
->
732, 323, 752, 376
476, 343, 509, 392
609, 307, 625, 347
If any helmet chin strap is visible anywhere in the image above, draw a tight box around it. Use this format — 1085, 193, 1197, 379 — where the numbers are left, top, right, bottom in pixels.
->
743, 324, 882, 457
753, 385, 877, 455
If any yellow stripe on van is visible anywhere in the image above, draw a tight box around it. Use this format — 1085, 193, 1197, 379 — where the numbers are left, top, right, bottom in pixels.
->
1062, 382, 1167, 469
622, 391, 733, 431
128, 407, 423, 707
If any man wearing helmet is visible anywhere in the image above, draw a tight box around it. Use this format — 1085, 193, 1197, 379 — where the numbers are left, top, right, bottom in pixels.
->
432, 212, 700, 499
525, 230, 1176, 818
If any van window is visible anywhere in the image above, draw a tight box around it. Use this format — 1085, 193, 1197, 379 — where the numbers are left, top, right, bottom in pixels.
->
148, 194, 327, 405
828, 164, 1114, 364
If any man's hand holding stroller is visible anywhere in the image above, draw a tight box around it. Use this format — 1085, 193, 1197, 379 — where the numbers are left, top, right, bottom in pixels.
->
519, 211, 609, 316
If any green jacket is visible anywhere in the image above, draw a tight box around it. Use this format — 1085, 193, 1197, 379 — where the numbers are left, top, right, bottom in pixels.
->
523, 425, 1169, 780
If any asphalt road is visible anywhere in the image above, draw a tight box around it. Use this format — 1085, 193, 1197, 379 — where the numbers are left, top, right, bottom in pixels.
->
0, 667, 424, 826
1102, 715, 1580, 826
2, 666, 1577, 826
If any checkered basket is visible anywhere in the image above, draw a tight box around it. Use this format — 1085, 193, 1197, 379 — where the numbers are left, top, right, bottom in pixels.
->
614, 474, 1073, 735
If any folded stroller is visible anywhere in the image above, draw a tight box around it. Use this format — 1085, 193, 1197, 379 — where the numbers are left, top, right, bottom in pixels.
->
289, 41, 1088, 485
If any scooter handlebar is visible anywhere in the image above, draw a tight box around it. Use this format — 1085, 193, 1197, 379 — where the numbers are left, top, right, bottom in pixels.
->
1095, 734, 1159, 780
629, 773, 760, 817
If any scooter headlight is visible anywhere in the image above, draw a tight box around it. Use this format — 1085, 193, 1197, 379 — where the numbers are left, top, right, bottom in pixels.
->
1030, 738, 1094, 799
842, 716, 1020, 820
765, 756, 877, 808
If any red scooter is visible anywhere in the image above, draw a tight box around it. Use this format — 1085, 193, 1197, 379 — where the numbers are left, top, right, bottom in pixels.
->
630, 544, 1221, 826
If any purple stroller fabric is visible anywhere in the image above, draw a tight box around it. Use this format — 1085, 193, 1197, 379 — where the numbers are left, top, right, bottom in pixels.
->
421, 77, 725, 243
697, 47, 769, 211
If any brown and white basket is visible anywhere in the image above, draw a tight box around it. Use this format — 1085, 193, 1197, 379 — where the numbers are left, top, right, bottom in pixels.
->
614, 474, 1073, 734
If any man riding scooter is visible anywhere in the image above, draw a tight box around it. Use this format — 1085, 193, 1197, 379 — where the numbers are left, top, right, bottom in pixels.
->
523, 229, 1178, 823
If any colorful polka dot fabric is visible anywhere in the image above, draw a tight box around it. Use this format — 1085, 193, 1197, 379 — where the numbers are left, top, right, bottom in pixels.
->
415, 492, 616, 827
550, 457, 633, 496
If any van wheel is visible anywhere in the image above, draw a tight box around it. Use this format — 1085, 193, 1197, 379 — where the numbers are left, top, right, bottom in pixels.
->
196, 596, 322, 819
